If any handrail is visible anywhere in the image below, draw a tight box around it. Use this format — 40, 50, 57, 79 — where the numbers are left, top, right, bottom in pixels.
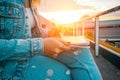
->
79, 5, 120, 22
77, 5, 120, 56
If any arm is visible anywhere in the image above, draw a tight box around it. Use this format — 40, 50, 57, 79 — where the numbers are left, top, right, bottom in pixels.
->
0, 38, 43, 61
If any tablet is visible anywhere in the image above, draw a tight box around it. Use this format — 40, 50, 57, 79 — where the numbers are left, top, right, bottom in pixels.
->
62, 36, 90, 48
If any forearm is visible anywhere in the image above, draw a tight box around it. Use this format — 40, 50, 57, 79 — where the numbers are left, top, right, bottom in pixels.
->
0, 38, 44, 61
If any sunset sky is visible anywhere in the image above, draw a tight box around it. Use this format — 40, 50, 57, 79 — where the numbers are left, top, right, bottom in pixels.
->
39, 0, 120, 24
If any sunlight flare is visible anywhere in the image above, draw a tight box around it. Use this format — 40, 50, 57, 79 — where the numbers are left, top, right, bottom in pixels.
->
40, 11, 82, 24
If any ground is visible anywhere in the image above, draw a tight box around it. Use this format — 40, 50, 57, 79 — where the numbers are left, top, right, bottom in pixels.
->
90, 49, 120, 80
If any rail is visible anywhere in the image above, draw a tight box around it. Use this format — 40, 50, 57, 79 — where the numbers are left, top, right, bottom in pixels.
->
77, 5, 120, 56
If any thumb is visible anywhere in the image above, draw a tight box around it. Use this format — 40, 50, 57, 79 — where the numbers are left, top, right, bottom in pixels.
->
59, 44, 71, 51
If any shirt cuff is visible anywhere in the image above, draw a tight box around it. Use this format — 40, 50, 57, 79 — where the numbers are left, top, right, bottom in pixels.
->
30, 38, 44, 56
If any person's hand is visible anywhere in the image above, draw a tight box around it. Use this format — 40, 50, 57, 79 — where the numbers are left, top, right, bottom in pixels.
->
43, 38, 78, 57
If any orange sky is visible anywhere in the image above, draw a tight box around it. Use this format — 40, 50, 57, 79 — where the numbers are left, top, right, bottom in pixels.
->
39, 0, 120, 24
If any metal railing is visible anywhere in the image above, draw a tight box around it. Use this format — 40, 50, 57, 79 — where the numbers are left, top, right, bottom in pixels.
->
77, 5, 120, 56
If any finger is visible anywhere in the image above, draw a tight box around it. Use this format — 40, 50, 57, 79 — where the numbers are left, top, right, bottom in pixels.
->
59, 44, 71, 51
47, 48, 61, 56
44, 50, 58, 58
54, 48, 61, 54
58, 39, 71, 46
48, 52, 58, 58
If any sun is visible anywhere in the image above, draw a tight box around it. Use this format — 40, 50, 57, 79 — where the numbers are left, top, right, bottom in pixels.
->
51, 11, 81, 24
40, 11, 81, 24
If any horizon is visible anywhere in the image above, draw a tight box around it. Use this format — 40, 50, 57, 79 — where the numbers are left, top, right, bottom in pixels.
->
39, 0, 120, 24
